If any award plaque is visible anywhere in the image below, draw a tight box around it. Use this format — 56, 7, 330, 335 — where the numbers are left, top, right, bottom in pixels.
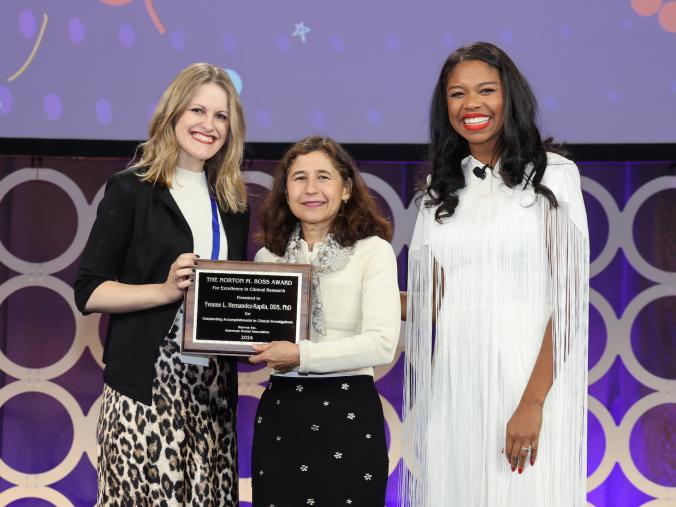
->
183, 260, 312, 356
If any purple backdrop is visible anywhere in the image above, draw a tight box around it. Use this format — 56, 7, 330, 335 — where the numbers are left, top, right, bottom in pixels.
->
1, 1, 676, 143
0, 155, 674, 506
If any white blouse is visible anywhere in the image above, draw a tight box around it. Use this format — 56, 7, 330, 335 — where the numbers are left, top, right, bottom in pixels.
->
170, 167, 228, 260
170, 167, 228, 366
254, 235, 400, 377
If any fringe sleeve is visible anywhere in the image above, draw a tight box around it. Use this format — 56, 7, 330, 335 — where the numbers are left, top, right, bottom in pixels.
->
542, 160, 590, 499
399, 205, 435, 506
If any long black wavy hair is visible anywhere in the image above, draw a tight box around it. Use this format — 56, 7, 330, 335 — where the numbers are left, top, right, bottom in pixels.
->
425, 41, 560, 222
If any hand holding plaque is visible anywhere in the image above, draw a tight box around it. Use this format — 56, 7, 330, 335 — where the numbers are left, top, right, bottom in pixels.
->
183, 260, 312, 356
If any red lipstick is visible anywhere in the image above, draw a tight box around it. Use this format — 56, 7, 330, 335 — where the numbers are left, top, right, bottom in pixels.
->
461, 113, 491, 131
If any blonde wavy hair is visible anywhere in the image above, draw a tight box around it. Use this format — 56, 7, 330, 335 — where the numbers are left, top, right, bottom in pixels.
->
131, 63, 247, 212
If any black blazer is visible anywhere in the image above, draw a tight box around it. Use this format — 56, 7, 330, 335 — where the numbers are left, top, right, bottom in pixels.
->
74, 168, 249, 405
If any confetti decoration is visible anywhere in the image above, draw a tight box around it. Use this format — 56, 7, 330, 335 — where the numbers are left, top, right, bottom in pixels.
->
292, 21, 311, 43
8, 13, 48, 82
100, 0, 166, 34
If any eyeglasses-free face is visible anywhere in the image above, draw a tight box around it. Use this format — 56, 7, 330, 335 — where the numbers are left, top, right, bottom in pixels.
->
174, 82, 230, 172
446, 59, 505, 163
285, 150, 352, 238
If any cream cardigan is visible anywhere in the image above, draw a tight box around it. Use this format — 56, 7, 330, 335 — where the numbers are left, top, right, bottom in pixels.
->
254, 235, 400, 377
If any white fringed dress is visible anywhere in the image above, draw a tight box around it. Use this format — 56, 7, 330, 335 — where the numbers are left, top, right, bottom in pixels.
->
401, 153, 589, 506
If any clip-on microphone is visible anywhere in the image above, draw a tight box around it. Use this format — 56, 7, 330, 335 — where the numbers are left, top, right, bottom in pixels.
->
473, 165, 488, 180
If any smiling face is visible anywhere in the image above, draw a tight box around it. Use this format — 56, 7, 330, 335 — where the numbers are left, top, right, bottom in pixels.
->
174, 82, 230, 172
286, 150, 352, 238
446, 59, 504, 164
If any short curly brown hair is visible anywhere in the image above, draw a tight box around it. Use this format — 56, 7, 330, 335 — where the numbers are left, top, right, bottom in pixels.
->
257, 136, 392, 256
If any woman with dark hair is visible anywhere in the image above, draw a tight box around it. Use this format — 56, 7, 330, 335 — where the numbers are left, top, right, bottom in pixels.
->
249, 135, 400, 506
75, 63, 248, 505
401, 42, 589, 506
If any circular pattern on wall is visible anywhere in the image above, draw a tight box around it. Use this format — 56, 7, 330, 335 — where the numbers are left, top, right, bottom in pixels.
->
629, 404, 676, 487
0, 165, 673, 504
0, 169, 91, 274
630, 296, 675, 380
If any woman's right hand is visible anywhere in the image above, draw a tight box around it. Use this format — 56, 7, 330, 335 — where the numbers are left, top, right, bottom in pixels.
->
162, 253, 199, 303
84, 252, 199, 314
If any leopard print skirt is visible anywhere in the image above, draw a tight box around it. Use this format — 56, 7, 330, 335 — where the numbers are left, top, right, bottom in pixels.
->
96, 308, 238, 506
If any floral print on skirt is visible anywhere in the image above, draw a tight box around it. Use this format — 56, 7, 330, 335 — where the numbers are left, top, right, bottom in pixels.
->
252, 374, 388, 506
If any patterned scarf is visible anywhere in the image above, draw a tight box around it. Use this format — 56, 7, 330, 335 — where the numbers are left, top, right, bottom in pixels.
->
282, 224, 355, 335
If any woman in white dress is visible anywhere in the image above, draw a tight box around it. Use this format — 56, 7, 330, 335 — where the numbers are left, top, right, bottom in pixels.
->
400, 42, 589, 506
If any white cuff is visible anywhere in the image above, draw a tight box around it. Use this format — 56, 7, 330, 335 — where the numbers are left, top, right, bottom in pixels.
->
298, 340, 312, 373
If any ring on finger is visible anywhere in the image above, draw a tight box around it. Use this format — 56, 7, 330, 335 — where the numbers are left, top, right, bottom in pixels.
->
519, 445, 531, 454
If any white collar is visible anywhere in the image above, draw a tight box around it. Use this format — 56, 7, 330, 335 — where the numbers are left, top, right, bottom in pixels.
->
462, 155, 502, 184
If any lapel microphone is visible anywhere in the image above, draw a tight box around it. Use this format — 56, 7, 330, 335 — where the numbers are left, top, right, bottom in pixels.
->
473, 164, 488, 180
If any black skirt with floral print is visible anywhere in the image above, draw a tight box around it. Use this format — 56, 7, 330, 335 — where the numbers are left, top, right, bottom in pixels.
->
251, 375, 388, 506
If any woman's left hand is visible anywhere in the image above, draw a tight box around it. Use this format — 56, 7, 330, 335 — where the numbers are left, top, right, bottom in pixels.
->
505, 399, 543, 473
249, 341, 300, 372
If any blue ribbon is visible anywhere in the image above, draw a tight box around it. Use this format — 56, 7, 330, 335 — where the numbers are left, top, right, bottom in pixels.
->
210, 196, 220, 260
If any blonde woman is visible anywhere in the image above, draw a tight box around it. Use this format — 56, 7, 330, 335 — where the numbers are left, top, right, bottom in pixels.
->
75, 63, 249, 506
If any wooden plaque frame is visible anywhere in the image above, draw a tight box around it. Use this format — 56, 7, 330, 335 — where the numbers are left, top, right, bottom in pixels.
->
183, 260, 312, 356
